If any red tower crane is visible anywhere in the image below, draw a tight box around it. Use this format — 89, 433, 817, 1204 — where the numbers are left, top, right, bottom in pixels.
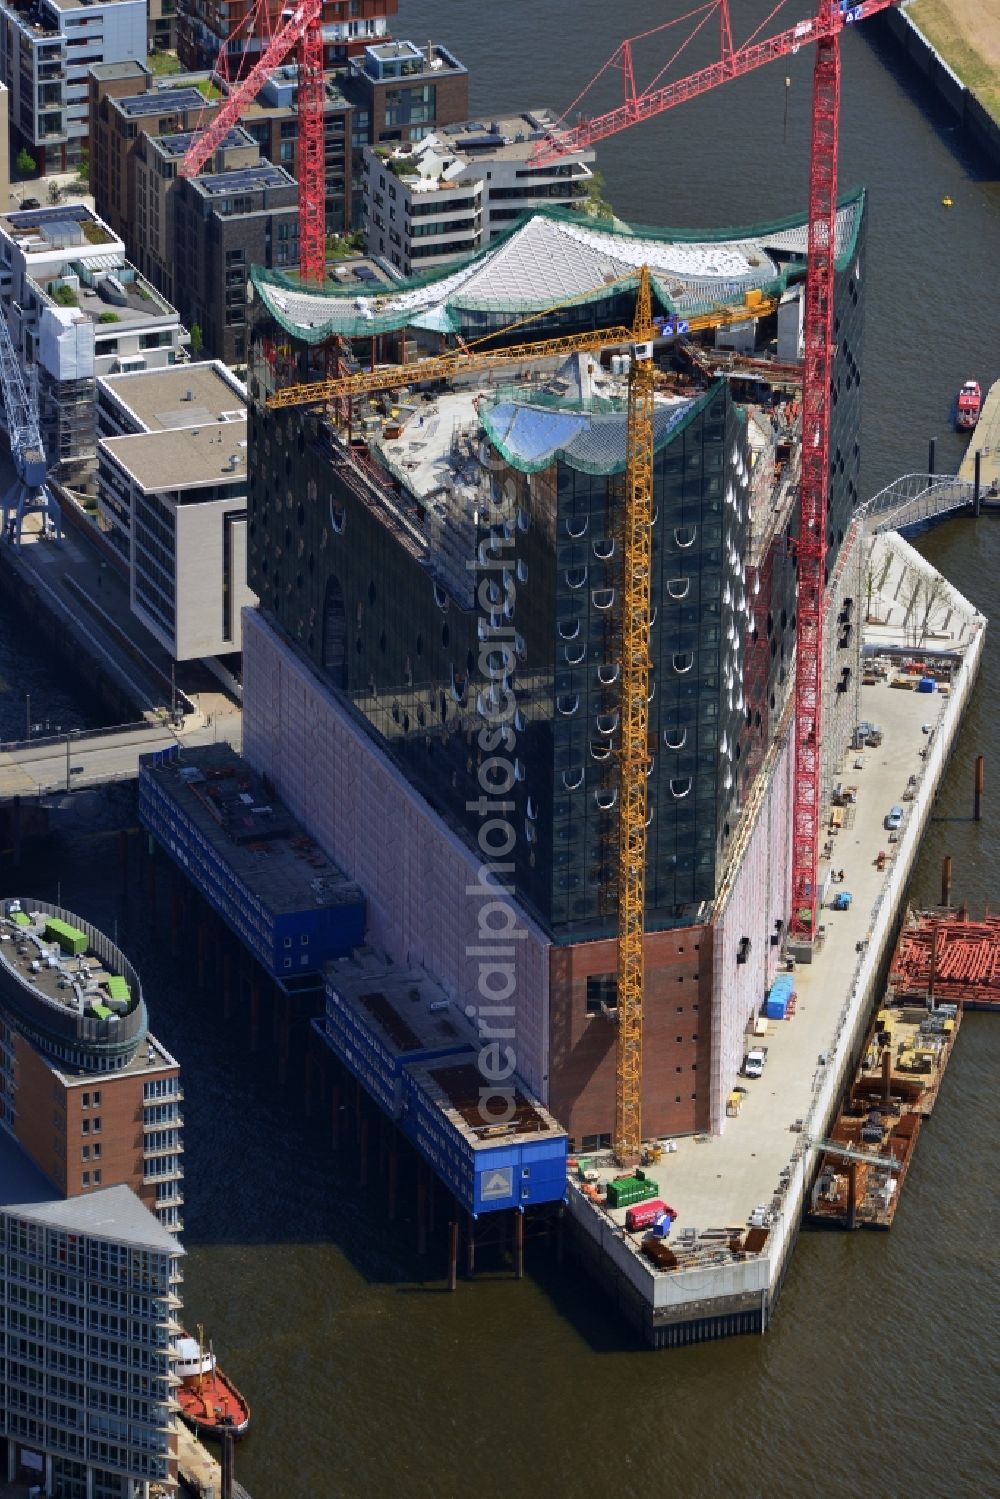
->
179, 0, 326, 284
532, 0, 900, 939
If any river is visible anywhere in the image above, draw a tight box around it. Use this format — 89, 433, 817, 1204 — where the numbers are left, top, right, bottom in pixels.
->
3, 3, 1000, 1495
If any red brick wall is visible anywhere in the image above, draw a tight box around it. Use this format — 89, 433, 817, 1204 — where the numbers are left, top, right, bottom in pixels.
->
14, 1037, 67, 1194
13, 1037, 179, 1214
548, 927, 713, 1146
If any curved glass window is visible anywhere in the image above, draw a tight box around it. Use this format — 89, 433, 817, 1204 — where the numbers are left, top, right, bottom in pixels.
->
558, 618, 581, 640
556, 695, 579, 716
564, 643, 586, 665
593, 537, 615, 561
565, 515, 588, 539
673, 652, 695, 674
663, 727, 687, 750
667, 578, 690, 600
674, 526, 697, 549
565, 567, 588, 590
592, 588, 615, 611
590, 739, 612, 762
598, 663, 619, 685
433, 581, 448, 609
595, 789, 617, 810
562, 767, 585, 790
596, 712, 619, 736
670, 777, 693, 798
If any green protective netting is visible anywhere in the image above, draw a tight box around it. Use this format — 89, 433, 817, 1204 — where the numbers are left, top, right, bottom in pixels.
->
251, 189, 866, 345
479, 382, 719, 477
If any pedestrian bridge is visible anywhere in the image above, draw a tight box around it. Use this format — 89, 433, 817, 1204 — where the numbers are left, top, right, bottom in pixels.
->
861, 472, 976, 534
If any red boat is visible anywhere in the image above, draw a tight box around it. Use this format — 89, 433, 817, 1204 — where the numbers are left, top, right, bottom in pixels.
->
956, 380, 981, 432
175, 1329, 250, 1438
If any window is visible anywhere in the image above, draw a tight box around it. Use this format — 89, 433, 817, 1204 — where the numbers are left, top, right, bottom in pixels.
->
82, 1172, 90, 1187
586, 974, 617, 1016
92, 1118, 100, 1133
93, 1091, 100, 1106
82, 1146, 90, 1161
82, 1092, 90, 1107
81, 1119, 89, 1135
93, 1170, 101, 1185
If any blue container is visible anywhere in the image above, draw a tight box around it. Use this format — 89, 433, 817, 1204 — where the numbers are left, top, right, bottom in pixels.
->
766, 997, 787, 1020
917, 677, 936, 693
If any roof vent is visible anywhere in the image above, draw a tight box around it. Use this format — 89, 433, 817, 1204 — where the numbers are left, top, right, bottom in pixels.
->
182, 388, 194, 400
226, 453, 242, 471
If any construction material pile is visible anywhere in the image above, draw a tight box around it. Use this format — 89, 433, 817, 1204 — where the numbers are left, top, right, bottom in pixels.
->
890, 912, 1000, 1007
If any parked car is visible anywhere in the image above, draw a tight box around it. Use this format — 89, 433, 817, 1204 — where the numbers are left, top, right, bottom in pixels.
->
20, 197, 41, 210
884, 805, 904, 831
742, 1047, 768, 1079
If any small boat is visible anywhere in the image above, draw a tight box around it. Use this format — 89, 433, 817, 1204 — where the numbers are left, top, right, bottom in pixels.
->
175, 1327, 250, 1438
956, 380, 981, 432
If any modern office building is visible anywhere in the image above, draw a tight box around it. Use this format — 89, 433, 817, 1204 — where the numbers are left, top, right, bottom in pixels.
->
177, 0, 397, 74
95, 363, 253, 660
243, 196, 866, 1145
362, 112, 595, 274
0, 0, 146, 172
0, 203, 188, 476
0, 897, 184, 1236
0, 1141, 183, 1499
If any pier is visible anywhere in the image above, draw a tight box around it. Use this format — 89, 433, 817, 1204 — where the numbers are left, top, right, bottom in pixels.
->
565, 532, 986, 1344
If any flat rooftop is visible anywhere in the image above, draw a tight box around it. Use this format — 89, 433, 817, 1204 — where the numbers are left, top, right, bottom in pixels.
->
399, 109, 586, 171
40, 266, 177, 334
326, 948, 472, 1060
153, 126, 250, 159
119, 86, 207, 118
0, 203, 119, 251
101, 419, 248, 491
141, 743, 364, 917
406, 1055, 565, 1149
100, 361, 246, 433
192, 163, 296, 198
0, 900, 138, 1021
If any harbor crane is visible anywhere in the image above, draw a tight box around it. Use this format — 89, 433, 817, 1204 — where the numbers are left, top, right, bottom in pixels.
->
260, 0, 902, 1162
0, 310, 61, 550
529, 0, 903, 946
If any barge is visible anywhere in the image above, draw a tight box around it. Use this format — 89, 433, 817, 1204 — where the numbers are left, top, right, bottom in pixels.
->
806, 995, 961, 1229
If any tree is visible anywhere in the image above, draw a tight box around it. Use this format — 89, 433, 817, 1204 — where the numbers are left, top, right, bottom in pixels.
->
47, 181, 61, 206
15, 148, 36, 179
584, 169, 615, 221
189, 323, 204, 357
76, 151, 90, 185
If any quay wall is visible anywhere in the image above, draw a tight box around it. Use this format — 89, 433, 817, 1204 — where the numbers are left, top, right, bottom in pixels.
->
875, 4, 1000, 166
0, 546, 142, 725
567, 615, 985, 1348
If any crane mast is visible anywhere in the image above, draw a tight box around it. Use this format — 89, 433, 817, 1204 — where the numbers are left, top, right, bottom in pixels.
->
258, 0, 901, 1154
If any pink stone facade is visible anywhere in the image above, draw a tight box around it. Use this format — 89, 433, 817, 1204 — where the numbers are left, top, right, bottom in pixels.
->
708, 727, 794, 1130
242, 609, 552, 1099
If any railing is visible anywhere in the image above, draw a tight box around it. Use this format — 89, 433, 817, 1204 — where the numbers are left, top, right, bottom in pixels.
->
859, 472, 975, 533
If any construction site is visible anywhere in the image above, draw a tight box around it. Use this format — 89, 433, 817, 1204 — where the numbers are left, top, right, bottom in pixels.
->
133, 0, 993, 1343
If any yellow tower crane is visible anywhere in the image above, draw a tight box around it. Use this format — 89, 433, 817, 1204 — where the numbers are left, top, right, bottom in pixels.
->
266, 272, 774, 1164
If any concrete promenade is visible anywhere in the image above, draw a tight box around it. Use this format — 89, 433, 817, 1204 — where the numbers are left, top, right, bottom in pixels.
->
567, 533, 986, 1344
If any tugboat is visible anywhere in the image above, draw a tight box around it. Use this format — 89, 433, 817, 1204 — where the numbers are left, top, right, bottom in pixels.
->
175, 1327, 250, 1438
956, 380, 981, 432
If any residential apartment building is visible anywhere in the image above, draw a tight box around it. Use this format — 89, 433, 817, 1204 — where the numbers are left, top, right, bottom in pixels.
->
96, 361, 254, 660
0, 202, 188, 476
0, 81, 9, 209
0, 0, 145, 173
362, 111, 594, 274
177, 0, 396, 74
0, 896, 184, 1236
0, 1137, 183, 1499
342, 38, 468, 226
